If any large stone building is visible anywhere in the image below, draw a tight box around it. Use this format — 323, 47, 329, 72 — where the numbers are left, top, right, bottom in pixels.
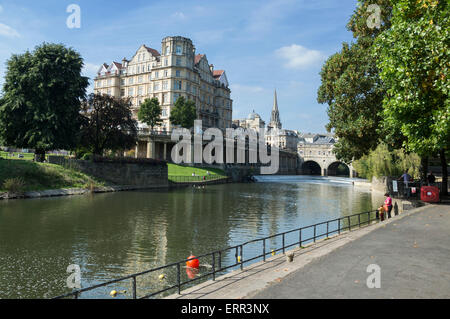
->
232, 110, 265, 131
94, 36, 232, 132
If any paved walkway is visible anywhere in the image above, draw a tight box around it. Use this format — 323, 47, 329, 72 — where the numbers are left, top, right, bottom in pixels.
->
251, 204, 450, 299
166, 204, 450, 299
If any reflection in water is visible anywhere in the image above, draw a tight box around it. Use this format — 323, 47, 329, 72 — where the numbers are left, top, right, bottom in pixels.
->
0, 176, 383, 298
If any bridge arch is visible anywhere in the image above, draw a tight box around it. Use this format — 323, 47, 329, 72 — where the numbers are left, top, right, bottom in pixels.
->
327, 161, 350, 177
301, 160, 322, 175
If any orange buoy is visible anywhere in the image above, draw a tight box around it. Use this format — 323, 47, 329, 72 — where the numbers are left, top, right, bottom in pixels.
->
186, 267, 199, 279
186, 255, 199, 269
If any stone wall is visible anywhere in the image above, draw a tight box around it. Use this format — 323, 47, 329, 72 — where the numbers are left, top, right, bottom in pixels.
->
48, 156, 168, 188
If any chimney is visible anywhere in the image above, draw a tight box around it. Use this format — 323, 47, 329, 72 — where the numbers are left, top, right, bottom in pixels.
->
209, 64, 214, 72
122, 57, 128, 67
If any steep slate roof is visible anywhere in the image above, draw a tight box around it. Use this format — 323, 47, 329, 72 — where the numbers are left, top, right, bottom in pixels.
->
111, 61, 123, 69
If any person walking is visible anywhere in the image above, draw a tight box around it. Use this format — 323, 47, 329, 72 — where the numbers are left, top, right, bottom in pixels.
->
383, 193, 393, 219
398, 170, 413, 197
427, 171, 436, 186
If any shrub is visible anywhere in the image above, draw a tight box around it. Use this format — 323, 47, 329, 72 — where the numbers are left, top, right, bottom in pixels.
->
3, 177, 26, 193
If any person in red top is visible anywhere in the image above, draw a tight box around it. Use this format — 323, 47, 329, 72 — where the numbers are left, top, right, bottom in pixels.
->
384, 193, 393, 218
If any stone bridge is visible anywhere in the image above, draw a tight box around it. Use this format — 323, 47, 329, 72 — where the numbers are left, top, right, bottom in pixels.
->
297, 143, 356, 177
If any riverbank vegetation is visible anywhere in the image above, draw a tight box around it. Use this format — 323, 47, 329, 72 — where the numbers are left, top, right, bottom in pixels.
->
318, 0, 448, 194
168, 163, 227, 180
0, 159, 104, 193
352, 144, 421, 181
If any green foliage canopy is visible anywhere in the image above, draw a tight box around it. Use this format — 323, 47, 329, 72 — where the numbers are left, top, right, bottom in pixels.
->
169, 96, 197, 129
79, 93, 137, 156
137, 97, 162, 131
0, 43, 89, 160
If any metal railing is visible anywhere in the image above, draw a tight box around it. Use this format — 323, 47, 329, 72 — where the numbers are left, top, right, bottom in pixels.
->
53, 208, 380, 299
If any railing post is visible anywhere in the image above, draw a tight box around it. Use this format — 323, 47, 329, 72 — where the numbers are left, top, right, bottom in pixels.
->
299, 228, 302, 247
348, 216, 351, 231
338, 219, 341, 235
368, 211, 370, 225
240, 245, 244, 270
358, 214, 361, 227
282, 233, 285, 254
73, 291, 79, 299
132, 275, 137, 299
326, 221, 329, 238
177, 263, 181, 294
218, 251, 222, 270
263, 239, 266, 262
313, 225, 316, 242
212, 252, 216, 281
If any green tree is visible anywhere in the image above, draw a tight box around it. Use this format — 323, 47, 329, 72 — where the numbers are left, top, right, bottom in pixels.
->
0, 43, 89, 161
374, 0, 449, 190
137, 97, 162, 132
169, 96, 197, 129
79, 93, 137, 156
317, 0, 393, 163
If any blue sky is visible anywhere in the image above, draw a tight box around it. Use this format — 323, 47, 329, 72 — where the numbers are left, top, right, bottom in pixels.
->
0, 0, 358, 133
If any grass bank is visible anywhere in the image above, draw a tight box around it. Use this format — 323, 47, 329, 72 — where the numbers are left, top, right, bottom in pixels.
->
168, 163, 227, 182
0, 159, 104, 193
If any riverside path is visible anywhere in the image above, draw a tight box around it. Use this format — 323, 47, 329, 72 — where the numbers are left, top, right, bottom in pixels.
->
166, 204, 450, 299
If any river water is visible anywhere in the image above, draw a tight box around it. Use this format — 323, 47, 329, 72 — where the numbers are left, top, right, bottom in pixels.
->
0, 176, 383, 298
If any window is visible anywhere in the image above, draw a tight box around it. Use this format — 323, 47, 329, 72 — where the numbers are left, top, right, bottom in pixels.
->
173, 93, 180, 102
162, 81, 168, 90
138, 86, 143, 95
174, 80, 182, 90
120, 79, 125, 85
176, 57, 181, 66
154, 82, 160, 91
107, 88, 111, 95
128, 88, 134, 96
164, 70, 168, 77
164, 59, 168, 66
162, 93, 167, 104
129, 78, 134, 85
138, 76, 143, 83
176, 45, 182, 55
107, 79, 112, 85
162, 108, 168, 117
148, 84, 152, 92
165, 46, 170, 55
120, 89, 125, 97
176, 70, 181, 77
147, 64, 151, 72
154, 71, 159, 79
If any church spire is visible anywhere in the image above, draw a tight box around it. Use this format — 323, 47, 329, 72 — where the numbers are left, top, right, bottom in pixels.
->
268, 89, 282, 130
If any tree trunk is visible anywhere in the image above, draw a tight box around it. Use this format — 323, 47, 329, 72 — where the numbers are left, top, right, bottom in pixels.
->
34, 149, 46, 162
419, 156, 428, 184
440, 149, 448, 196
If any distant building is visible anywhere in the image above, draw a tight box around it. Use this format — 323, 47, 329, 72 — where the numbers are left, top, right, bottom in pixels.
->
265, 90, 298, 152
233, 110, 265, 131
93, 36, 233, 132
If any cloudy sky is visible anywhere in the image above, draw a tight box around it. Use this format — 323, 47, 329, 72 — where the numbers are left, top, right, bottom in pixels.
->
0, 0, 358, 133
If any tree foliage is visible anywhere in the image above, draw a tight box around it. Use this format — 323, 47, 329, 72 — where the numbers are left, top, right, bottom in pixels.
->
79, 93, 137, 156
169, 96, 197, 129
353, 143, 421, 181
317, 0, 393, 163
374, 0, 449, 188
0, 43, 89, 161
137, 97, 162, 132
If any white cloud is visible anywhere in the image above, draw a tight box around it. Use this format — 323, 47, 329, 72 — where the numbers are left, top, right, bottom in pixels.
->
275, 44, 325, 69
0, 23, 20, 38
171, 11, 186, 20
